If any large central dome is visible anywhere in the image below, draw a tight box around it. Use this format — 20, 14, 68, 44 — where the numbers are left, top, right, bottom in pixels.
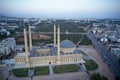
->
60, 39, 75, 48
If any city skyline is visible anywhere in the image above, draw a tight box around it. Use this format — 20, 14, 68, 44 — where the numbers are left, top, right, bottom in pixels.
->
0, 0, 120, 18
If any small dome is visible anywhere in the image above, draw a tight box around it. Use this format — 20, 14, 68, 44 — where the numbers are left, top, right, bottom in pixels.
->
60, 39, 75, 48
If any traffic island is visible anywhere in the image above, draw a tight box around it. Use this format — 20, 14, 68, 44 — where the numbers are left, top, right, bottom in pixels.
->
85, 60, 98, 70
53, 64, 80, 73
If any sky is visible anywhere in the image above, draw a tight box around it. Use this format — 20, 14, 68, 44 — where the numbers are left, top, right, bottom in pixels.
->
0, 0, 120, 18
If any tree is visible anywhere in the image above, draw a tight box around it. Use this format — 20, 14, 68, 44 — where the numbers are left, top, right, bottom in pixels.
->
116, 76, 120, 80
90, 73, 108, 80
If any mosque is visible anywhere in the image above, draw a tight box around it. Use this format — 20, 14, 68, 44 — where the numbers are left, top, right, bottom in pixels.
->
14, 25, 85, 68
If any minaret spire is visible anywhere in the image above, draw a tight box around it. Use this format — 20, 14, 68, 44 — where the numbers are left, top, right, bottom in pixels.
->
57, 27, 61, 65
24, 28, 29, 63
29, 26, 32, 51
54, 25, 56, 47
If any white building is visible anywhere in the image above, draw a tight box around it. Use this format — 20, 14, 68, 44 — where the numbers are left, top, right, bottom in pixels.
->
100, 37, 108, 43
92, 27, 102, 34
0, 27, 10, 36
0, 38, 16, 56
111, 48, 120, 59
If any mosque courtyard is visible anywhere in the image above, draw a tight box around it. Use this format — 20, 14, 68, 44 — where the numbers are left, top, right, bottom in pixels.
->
1, 46, 115, 80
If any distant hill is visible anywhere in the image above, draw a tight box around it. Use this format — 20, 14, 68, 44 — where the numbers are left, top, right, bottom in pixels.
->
0, 15, 16, 19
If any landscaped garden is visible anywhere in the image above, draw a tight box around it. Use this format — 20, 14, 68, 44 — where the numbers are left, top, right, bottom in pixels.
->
12, 68, 29, 77
90, 73, 108, 80
85, 60, 98, 70
12, 59, 98, 77
53, 64, 80, 73
34, 66, 49, 76
12, 66, 49, 77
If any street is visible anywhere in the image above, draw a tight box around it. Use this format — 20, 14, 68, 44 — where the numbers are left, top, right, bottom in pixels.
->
87, 30, 120, 77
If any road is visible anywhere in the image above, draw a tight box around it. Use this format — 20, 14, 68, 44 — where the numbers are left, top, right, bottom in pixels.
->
79, 46, 114, 80
87, 30, 120, 77
31, 32, 86, 35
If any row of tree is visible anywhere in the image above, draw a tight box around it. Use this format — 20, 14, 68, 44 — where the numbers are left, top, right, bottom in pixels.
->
90, 73, 107, 80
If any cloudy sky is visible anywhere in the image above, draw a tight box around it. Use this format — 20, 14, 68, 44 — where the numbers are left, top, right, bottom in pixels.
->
0, 0, 120, 18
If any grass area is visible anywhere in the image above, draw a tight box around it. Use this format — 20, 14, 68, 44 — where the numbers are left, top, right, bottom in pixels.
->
36, 22, 86, 33
34, 66, 49, 76
90, 73, 108, 80
53, 64, 80, 73
85, 60, 98, 70
60, 34, 91, 45
32, 34, 92, 45
12, 68, 29, 77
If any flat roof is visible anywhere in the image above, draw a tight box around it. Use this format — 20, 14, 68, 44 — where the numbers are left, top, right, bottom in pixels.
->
16, 52, 30, 57
30, 46, 81, 57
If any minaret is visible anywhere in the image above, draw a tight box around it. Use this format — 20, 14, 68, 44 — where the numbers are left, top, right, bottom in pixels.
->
57, 27, 61, 65
29, 26, 32, 51
24, 28, 29, 63
54, 25, 56, 47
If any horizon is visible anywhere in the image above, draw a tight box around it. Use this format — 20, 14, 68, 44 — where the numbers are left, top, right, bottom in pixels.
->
0, 0, 120, 19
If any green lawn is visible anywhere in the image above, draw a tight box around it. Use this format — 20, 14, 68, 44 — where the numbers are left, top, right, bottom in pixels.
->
90, 73, 108, 80
12, 68, 29, 77
34, 66, 49, 76
32, 34, 91, 45
85, 60, 98, 70
53, 64, 80, 73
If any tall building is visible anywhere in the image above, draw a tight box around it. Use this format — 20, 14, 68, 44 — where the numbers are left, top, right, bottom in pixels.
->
0, 38, 16, 57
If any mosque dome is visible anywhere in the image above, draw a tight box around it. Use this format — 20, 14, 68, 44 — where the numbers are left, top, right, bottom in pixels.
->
60, 39, 75, 48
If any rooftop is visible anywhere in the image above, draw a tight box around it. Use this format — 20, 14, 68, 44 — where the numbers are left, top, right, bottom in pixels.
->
16, 52, 30, 57
29, 46, 81, 57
